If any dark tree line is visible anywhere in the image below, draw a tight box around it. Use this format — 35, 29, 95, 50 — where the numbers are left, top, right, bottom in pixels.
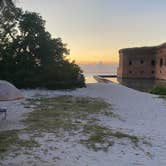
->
0, 6, 85, 89
0, 0, 14, 8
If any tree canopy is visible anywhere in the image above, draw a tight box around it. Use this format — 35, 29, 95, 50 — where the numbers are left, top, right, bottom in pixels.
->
0, 7, 85, 89
0, 0, 14, 11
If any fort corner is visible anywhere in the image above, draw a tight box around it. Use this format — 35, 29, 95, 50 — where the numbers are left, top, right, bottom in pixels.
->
117, 43, 166, 80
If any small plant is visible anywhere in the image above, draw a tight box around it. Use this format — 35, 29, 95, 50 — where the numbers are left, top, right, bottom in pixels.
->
0, 130, 19, 154
81, 124, 140, 151
0, 130, 39, 156
150, 85, 166, 95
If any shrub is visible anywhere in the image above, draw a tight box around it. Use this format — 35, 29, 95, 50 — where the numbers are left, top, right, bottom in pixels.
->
150, 85, 166, 95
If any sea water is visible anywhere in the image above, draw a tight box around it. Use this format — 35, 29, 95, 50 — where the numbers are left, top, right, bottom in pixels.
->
79, 63, 118, 83
79, 63, 166, 92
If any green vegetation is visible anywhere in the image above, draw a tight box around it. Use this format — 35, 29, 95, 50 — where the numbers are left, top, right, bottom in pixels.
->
150, 85, 166, 95
81, 124, 113, 151
24, 96, 112, 133
0, 96, 141, 157
0, 130, 39, 156
0, 5, 85, 89
0, 130, 19, 154
112, 132, 139, 145
24, 96, 140, 152
0, 0, 14, 10
82, 124, 139, 152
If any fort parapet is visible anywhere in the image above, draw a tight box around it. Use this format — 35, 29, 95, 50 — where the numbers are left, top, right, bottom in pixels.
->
117, 43, 166, 80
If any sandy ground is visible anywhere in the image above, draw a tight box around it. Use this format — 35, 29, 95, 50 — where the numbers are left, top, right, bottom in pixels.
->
1, 82, 166, 166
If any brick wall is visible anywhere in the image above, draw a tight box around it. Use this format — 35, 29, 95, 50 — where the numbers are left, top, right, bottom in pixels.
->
117, 43, 166, 80
117, 46, 157, 79
155, 45, 166, 80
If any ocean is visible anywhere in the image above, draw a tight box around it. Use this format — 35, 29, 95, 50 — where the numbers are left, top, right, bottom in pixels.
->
79, 63, 166, 92
79, 63, 118, 83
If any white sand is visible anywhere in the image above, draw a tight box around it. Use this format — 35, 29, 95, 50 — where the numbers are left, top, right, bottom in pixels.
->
1, 82, 166, 166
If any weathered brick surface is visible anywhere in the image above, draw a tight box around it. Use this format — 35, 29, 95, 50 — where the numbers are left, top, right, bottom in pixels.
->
117, 43, 166, 80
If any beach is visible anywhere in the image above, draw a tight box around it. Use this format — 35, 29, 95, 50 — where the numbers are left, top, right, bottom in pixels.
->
1, 0, 166, 165
0, 82, 166, 166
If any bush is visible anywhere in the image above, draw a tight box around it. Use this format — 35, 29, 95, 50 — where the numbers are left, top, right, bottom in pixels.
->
150, 85, 166, 95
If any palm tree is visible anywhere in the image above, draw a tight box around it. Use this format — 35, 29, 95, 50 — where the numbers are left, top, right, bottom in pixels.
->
0, 0, 14, 10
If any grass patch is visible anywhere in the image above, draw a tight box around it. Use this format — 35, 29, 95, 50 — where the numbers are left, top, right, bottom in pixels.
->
0, 95, 140, 156
23, 95, 141, 152
81, 124, 113, 152
23, 96, 112, 133
81, 124, 139, 151
0, 94, 144, 161
112, 132, 139, 146
0, 130, 39, 157
1, 95, 113, 156
0, 130, 19, 154
150, 85, 166, 95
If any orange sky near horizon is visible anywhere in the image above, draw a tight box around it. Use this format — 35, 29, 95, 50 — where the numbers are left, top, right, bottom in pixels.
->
20, 0, 166, 65
69, 49, 119, 65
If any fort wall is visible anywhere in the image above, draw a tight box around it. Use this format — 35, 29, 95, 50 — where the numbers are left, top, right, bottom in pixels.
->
155, 44, 166, 80
117, 43, 166, 80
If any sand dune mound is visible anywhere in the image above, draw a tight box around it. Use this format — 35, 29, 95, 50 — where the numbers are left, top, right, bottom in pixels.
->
0, 80, 23, 101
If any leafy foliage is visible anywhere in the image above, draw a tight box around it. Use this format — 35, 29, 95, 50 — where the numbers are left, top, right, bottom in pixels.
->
0, 0, 14, 11
150, 85, 166, 95
0, 8, 85, 89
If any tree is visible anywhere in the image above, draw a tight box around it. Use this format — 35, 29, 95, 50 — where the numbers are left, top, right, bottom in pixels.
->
0, 0, 18, 23
0, 0, 14, 10
0, 9, 85, 89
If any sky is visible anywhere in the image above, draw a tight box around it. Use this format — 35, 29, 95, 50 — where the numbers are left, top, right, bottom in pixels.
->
18, 0, 166, 64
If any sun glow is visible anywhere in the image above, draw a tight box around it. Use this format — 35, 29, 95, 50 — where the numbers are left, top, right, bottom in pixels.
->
19, 0, 166, 66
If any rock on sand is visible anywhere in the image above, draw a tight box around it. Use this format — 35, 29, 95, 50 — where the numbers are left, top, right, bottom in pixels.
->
0, 80, 23, 101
